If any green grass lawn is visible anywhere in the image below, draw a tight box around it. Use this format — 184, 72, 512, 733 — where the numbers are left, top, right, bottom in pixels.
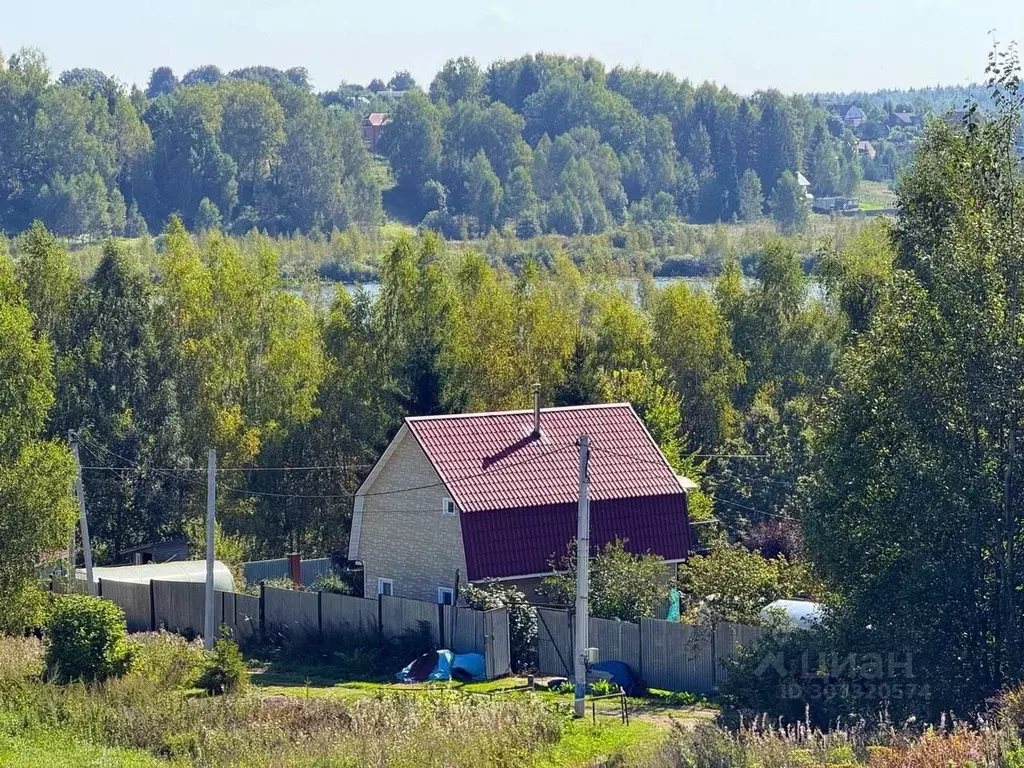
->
253, 668, 718, 724
856, 180, 897, 210
0, 732, 175, 768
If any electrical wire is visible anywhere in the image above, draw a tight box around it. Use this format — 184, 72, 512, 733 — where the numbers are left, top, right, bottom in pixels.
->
77, 434, 578, 502
587, 444, 768, 470
713, 495, 799, 523
719, 471, 799, 489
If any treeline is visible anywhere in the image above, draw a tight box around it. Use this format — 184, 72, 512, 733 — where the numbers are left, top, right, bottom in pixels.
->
1, 207, 869, 568
384, 54, 863, 236
0, 51, 383, 239
1, 47, 869, 240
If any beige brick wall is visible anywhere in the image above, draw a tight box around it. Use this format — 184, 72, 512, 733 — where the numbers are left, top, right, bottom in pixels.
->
356, 425, 468, 601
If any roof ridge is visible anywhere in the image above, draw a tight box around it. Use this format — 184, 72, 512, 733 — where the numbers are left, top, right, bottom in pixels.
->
406, 403, 632, 423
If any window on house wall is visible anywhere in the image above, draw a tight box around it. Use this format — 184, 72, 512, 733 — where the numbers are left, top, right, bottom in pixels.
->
437, 587, 454, 605
442, 498, 457, 516
377, 578, 394, 597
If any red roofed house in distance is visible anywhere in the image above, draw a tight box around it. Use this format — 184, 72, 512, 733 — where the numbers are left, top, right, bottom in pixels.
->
347, 393, 697, 604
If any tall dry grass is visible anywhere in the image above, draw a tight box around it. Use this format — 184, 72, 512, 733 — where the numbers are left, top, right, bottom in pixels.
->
646, 713, 1022, 768
0, 635, 566, 767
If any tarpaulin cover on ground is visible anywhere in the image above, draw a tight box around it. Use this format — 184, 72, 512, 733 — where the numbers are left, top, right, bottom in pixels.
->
395, 650, 486, 683
592, 660, 642, 696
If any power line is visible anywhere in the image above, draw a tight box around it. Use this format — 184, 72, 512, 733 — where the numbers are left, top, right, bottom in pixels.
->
720, 472, 799, 489
220, 444, 578, 500
80, 463, 377, 472
78, 434, 578, 503
713, 495, 799, 523
587, 445, 768, 470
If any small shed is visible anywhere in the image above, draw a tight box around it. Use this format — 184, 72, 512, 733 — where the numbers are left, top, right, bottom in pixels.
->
120, 539, 188, 565
77, 560, 235, 592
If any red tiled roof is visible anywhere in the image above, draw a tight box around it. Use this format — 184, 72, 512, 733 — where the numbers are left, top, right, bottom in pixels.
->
405, 404, 684, 512
404, 404, 693, 580
365, 112, 388, 126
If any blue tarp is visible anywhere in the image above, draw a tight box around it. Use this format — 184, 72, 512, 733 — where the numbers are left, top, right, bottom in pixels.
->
592, 660, 642, 697
395, 650, 486, 683
451, 652, 486, 681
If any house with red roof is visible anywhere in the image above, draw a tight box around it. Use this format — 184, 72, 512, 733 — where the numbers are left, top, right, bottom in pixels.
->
361, 112, 389, 152
347, 402, 695, 603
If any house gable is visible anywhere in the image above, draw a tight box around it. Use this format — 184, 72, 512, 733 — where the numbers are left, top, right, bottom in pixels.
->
349, 424, 468, 600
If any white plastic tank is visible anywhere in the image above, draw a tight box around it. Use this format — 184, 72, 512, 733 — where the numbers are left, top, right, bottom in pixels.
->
77, 560, 235, 592
760, 599, 823, 630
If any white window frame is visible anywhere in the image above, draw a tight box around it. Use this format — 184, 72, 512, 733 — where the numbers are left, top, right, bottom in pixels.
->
442, 497, 457, 516
437, 587, 454, 605
377, 578, 394, 597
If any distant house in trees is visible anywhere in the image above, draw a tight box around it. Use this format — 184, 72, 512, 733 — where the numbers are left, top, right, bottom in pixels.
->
855, 140, 877, 160
833, 105, 867, 128
887, 111, 922, 129
796, 172, 814, 200
347, 401, 696, 603
943, 108, 970, 127
361, 113, 390, 152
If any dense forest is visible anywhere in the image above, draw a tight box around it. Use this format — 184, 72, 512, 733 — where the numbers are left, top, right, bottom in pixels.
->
0, 47, 944, 242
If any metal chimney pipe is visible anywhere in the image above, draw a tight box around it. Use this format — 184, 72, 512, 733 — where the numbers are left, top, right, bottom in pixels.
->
532, 383, 541, 437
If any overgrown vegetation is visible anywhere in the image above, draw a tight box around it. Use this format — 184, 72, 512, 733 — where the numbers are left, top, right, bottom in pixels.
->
44, 594, 132, 683
0, 635, 578, 767
541, 539, 670, 624
196, 636, 247, 695
462, 582, 538, 670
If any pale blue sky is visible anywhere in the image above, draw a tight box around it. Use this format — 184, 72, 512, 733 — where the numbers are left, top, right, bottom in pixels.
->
2, 0, 1021, 94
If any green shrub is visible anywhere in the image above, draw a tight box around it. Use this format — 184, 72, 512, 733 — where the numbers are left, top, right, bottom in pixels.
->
261, 576, 300, 591
44, 595, 131, 683
197, 637, 247, 695
461, 582, 537, 670
309, 572, 351, 595
129, 631, 206, 690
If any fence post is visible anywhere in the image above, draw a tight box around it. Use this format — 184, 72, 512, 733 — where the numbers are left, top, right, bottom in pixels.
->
638, 617, 644, 685
259, 581, 266, 636
377, 595, 383, 636
97, 578, 103, 598
711, 624, 719, 690
438, 603, 446, 648
149, 580, 156, 631
317, 590, 323, 637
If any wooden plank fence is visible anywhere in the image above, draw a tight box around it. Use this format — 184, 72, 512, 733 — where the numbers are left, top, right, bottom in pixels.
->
98, 580, 151, 632
321, 593, 378, 636
87, 579, 512, 680
536, 606, 765, 694
380, 594, 442, 645
264, 586, 319, 636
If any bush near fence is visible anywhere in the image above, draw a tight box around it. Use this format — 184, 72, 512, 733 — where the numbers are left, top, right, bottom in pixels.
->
241, 557, 331, 587
87, 579, 512, 680
536, 607, 764, 694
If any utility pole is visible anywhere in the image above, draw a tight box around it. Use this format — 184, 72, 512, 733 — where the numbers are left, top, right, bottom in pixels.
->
69, 431, 95, 596
204, 449, 216, 650
574, 434, 590, 718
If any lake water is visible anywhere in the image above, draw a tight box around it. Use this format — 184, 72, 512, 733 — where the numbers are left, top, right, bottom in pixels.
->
324, 275, 825, 302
